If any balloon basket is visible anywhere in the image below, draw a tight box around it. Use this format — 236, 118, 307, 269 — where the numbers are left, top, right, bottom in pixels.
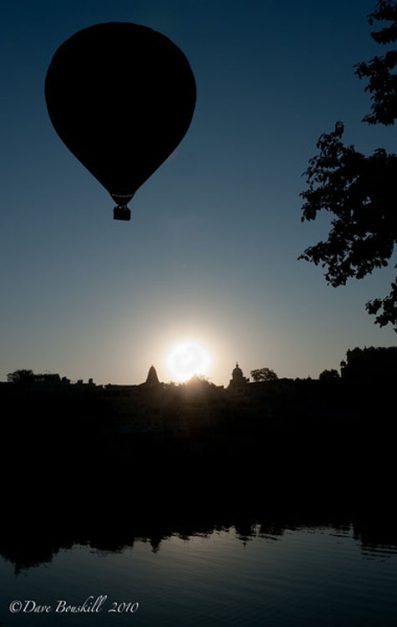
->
113, 206, 131, 221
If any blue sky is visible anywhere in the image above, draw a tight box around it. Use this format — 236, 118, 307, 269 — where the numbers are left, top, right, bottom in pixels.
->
0, 0, 395, 385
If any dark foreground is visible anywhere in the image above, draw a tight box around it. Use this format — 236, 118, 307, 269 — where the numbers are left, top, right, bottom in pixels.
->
1, 375, 396, 572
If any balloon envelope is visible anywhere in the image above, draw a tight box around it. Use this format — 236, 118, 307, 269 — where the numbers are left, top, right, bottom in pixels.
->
45, 22, 196, 217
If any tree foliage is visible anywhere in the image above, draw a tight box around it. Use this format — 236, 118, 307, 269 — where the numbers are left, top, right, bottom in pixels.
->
318, 368, 340, 381
356, 0, 397, 125
340, 345, 397, 380
7, 369, 34, 384
300, 1, 397, 330
250, 367, 278, 382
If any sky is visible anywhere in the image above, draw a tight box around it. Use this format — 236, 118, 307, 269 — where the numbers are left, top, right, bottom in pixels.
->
0, 0, 396, 385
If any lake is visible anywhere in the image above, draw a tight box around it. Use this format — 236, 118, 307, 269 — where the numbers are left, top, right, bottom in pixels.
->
1, 515, 397, 627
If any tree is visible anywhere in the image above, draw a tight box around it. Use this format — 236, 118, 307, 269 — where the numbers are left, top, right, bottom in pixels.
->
319, 368, 340, 381
340, 345, 397, 380
250, 368, 278, 382
7, 369, 34, 384
300, 1, 397, 331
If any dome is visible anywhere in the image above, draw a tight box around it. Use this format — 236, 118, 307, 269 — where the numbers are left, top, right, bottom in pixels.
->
232, 362, 244, 380
228, 362, 248, 391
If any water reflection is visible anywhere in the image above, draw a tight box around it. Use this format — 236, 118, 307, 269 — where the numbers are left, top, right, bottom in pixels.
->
1, 524, 397, 627
1, 480, 397, 627
2, 488, 396, 573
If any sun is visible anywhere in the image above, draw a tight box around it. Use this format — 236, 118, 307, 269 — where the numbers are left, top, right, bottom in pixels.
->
166, 341, 211, 382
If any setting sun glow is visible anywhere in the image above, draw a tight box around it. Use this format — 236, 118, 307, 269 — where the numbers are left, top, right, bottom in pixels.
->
166, 341, 212, 382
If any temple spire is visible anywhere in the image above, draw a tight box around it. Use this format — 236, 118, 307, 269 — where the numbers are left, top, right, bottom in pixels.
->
145, 365, 160, 386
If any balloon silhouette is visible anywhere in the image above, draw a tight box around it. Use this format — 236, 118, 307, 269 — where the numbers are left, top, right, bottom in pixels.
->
45, 22, 196, 221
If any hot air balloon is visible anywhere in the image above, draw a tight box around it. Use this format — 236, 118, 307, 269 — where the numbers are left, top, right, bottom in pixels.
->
45, 22, 196, 221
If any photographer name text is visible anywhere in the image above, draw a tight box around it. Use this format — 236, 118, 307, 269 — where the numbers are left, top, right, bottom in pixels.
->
9, 596, 139, 615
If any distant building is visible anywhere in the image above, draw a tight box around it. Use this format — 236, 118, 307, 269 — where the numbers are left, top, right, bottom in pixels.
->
74, 377, 96, 387
144, 365, 161, 387
33, 373, 61, 386
228, 363, 249, 393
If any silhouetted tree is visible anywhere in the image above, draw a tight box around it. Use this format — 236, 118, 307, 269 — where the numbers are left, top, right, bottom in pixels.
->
250, 368, 278, 382
340, 345, 397, 380
319, 368, 340, 381
7, 369, 34, 384
300, 1, 397, 331
356, 0, 397, 126
183, 375, 214, 387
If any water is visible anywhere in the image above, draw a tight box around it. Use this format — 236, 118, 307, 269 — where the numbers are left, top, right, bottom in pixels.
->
1, 521, 397, 627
